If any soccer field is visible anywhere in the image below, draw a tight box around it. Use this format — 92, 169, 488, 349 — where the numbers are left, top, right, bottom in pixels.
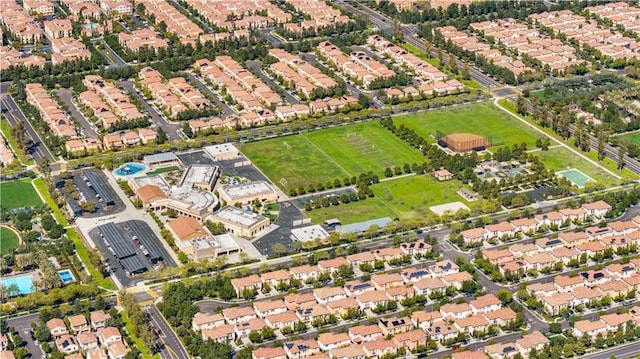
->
393, 101, 540, 149
0, 179, 42, 210
242, 122, 425, 190
372, 175, 476, 219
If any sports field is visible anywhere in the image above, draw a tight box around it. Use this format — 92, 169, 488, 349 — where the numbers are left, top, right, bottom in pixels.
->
305, 175, 476, 223
0, 179, 42, 210
393, 101, 540, 149
0, 226, 19, 255
372, 175, 475, 219
242, 122, 425, 190
305, 197, 396, 224
557, 169, 595, 188
536, 147, 620, 188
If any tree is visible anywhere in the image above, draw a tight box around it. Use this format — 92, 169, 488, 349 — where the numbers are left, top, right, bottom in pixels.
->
358, 94, 369, 108
496, 289, 513, 304
156, 127, 167, 144
271, 243, 287, 256
393, 18, 404, 42
448, 55, 458, 74
461, 63, 470, 80
516, 96, 528, 115
182, 121, 193, 138
79, 201, 96, 212
597, 131, 609, 161
617, 140, 628, 170
38, 157, 51, 177
423, 40, 433, 58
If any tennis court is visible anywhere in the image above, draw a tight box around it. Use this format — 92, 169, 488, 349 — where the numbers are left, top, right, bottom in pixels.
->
557, 168, 595, 188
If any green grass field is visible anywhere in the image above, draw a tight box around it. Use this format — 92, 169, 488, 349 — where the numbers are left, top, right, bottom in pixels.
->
0, 226, 19, 255
537, 147, 620, 187
372, 175, 475, 219
0, 179, 42, 210
242, 122, 425, 190
305, 175, 476, 223
305, 196, 396, 224
394, 101, 540, 149
619, 131, 640, 146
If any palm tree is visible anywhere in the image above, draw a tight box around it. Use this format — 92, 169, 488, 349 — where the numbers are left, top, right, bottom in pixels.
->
7, 283, 19, 297
0, 284, 8, 301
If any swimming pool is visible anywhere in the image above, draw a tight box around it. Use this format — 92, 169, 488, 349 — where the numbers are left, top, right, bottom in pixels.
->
0, 273, 36, 295
114, 162, 148, 177
58, 269, 75, 284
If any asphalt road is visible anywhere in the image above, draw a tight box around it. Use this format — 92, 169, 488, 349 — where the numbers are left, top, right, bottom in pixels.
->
183, 72, 235, 118
579, 341, 640, 359
245, 60, 301, 105
6, 313, 43, 358
145, 305, 190, 359
57, 88, 99, 138
118, 80, 181, 140
0, 93, 59, 170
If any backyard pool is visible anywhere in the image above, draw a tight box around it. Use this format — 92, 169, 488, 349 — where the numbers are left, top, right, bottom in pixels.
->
58, 269, 75, 284
0, 272, 36, 295
114, 162, 148, 177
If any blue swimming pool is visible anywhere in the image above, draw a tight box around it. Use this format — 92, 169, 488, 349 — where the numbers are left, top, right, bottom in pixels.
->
58, 269, 75, 284
0, 273, 36, 295
114, 162, 147, 177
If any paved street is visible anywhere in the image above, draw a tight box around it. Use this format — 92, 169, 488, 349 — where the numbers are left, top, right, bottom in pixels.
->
145, 305, 190, 359
183, 72, 235, 118
57, 88, 99, 138
118, 80, 180, 140
6, 313, 43, 359
0, 93, 58, 169
245, 60, 301, 105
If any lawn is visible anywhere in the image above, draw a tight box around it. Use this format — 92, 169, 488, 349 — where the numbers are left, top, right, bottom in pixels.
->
146, 166, 180, 176
242, 121, 425, 190
0, 118, 34, 165
33, 178, 115, 290
0, 226, 19, 255
394, 101, 541, 149
619, 131, 640, 146
0, 179, 42, 210
537, 147, 621, 188
305, 196, 396, 224
371, 175, 476, 219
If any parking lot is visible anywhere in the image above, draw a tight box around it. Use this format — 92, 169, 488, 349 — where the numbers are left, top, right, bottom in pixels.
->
252, 200, 308, 257
216, 156, 272, 183
88, 220, 176, 287
73, 169, 125, 218
177, 150, 215, 166
290, 188, 357, 209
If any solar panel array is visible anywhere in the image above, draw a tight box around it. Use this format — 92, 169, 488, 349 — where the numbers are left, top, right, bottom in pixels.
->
129, 221, 163, 261
99, 223, 136, 259
120, 256, 147, 273
84, 171, 115, 205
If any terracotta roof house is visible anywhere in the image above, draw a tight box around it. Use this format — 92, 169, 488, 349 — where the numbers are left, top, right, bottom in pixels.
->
252, 347, 287, 359
47, 318, 68, 337
349, 324, 383, 344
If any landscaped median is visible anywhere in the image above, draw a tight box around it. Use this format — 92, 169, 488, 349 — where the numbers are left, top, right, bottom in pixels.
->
32, 177, 115, 290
